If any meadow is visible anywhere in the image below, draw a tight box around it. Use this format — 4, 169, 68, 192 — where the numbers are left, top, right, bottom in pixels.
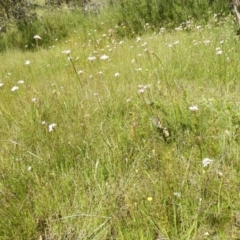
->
1, 6, 240, 240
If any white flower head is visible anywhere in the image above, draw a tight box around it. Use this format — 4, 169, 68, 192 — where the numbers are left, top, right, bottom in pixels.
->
160, 27, 165, 33
17, 80, 24, 84
62, 50, 71, 55
138, 88, 145, 94
27, 166, 32, 171
100, 54, 109, 60
25, 60, 30, 65
78, 70, 84, 75
11, 86, 19, 92
175, 27, 182, 31
33, 35, 42, 40
87, 56, 96, 61
138, 84, 150, 94
136, 37, 141, 42
0, 83, 3, 88
114, 72, 120, 77
189, 105, 198, 112
202, 158, 213, 167
48, 123, 57, 132
216, 50, 223, 55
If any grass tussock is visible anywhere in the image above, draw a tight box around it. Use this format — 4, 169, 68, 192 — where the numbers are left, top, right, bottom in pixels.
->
1, 8, 240, 240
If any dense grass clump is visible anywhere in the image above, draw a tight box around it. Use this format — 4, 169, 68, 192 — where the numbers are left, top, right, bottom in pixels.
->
0, 0, 232, 51
110, 0, 230, 36
0, 8, 102, 51
1, 3, 240, 240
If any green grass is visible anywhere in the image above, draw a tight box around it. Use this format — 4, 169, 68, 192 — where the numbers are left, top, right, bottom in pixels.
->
1, 10, 240, 240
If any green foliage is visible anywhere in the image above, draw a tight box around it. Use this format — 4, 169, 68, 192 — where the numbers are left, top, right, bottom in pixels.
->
0, 0, 233, 51
0, 9, 87, 51
112, 0, 230, 36
1, 4, 240, 240
0, 0, 33, 30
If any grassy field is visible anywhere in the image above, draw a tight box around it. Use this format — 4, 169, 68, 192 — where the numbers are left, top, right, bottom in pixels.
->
1, 9, 240, 240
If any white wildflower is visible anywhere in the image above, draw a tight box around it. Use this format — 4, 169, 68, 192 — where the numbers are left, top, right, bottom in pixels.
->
114, 72, 120, 77
25, 60, 30, 65
160, 27, 165, 33
189, 105, 198, 112
27, 166, 32, 171
78, 70, 84, 75
33, 35, 42, 40
175, 27, 182, 31
87, 56, 97, 61
0, 83, 3, 87
202, 158, 213, 167
17, 80, 24, 84
216, 50, 223, 55
11, 86, 19, 92
100, 54, 109, 60
138, 84, 150, 94
62, 50, 71, 55
48, 123, 57, 132
136, 37, 141, 42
